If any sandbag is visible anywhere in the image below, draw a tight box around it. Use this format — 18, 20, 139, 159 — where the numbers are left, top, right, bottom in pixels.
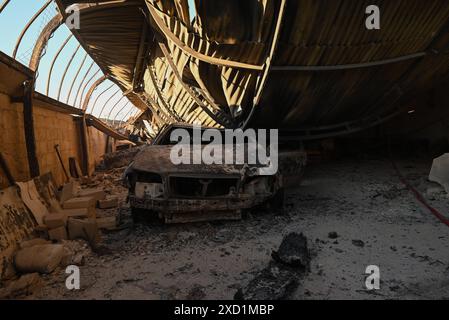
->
14, 244, 65, 274
429, 153, 449, 193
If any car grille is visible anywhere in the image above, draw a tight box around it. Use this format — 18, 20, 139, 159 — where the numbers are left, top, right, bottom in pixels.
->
169, 176, 239, 198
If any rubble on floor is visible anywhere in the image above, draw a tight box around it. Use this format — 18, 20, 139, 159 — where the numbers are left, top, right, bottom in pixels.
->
98, 146, 143, 171
30, 157, 449, 300
0, 163, 131, 299
235, 232, 311, 300
0, 273, 42, 299
99, 196, 119, 209
0, 239, 91, 299
15, 244, 67, 274
2, 156, 449, 300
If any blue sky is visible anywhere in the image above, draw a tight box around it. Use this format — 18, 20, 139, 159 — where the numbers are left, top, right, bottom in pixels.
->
0, 0, 137, 121
189, 0, 196, 21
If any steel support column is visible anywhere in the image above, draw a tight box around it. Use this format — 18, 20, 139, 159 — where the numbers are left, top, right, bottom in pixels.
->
23, 80, 40, 178
78, 115, 90, 176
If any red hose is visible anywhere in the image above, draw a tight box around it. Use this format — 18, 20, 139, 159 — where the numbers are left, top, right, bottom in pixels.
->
391, 160, 449, 228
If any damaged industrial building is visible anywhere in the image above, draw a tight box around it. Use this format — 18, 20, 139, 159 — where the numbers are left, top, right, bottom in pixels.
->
1, 0, 449, 301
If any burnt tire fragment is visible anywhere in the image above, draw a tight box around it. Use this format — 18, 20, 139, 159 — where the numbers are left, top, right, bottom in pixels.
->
272, 232, 310, 270
235, 232, 310, 300
234, 262, 300, 300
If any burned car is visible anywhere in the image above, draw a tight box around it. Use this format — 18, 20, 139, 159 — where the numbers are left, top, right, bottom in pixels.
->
125, 124, 306, 223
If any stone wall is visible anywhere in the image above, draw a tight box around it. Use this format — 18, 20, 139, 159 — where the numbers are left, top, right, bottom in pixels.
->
33, 104, 82, 186
0, 94, 116, 188
87, 126, 111, 175
0, 93, 29, 188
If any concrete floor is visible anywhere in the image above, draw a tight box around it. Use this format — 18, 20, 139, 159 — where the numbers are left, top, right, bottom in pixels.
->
36, 156, 449, 300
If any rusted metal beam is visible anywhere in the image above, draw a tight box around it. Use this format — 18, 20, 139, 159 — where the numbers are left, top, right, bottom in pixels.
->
254, 0, 286, 107
87, 82, 114, 114
142, 91, 169, 124
98, 88, 121, 119
85, 114, 130, 141
75, 68, 100, 108
47, 34, 73, 95
132, 18, 148, 91
34, 92, 83, 115
57, 44, 81, 100
127, 109, 145, 128
112, 101, 130, 127
158, 42, 231, 127
118, 106, 136, 127
271, 52, 427, 72
135, 92, 164, 126
79, 70, 102, 104
147, 63, 181, 122
13, 0, 53, 59
242, 0, 286, 129
0, 0, 11, 14
281, 108, 404, 141
106, 95, 126, 121
23, 80, 40, 178
29, 14, 64, 71
73, 63, 96, 108
82, 75, 107, 112
66, 53, 88, 104
146, 3, 263, 71
78, 115, 90, 176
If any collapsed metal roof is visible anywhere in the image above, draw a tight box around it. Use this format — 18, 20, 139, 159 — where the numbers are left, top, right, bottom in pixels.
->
8, 0, 449, 138
0, 0, 144, 134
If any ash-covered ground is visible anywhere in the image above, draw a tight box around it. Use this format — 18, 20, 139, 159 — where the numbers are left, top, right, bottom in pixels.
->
36, 156, 449, 300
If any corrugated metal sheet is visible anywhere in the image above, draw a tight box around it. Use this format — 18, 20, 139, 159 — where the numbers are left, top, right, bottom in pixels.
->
58, 0, 449, 135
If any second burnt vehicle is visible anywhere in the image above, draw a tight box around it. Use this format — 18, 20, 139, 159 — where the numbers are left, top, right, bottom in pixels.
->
124, 124, 306, 224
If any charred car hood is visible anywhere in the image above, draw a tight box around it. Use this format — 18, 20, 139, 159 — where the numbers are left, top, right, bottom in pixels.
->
130, 145, 264, 176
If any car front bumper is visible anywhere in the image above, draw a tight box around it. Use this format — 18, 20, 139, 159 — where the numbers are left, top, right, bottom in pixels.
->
129, 194, 272, 214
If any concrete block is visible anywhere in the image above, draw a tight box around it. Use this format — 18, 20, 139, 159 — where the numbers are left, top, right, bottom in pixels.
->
20, 238, 51, 249
98, 196, 119, 209
44, 213, 68, 229
0, 273, 42, 299
87, 206, 97, 219
78, 188, 106, 202
59, 208, 89, 219
62, 207, 96, 219
96, 217, 117, 230
48, 226, 68, 241
67, 218, 98, 244
14, 244, 65, 274
62, 196, 96, 210
59, 181, 76, 204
